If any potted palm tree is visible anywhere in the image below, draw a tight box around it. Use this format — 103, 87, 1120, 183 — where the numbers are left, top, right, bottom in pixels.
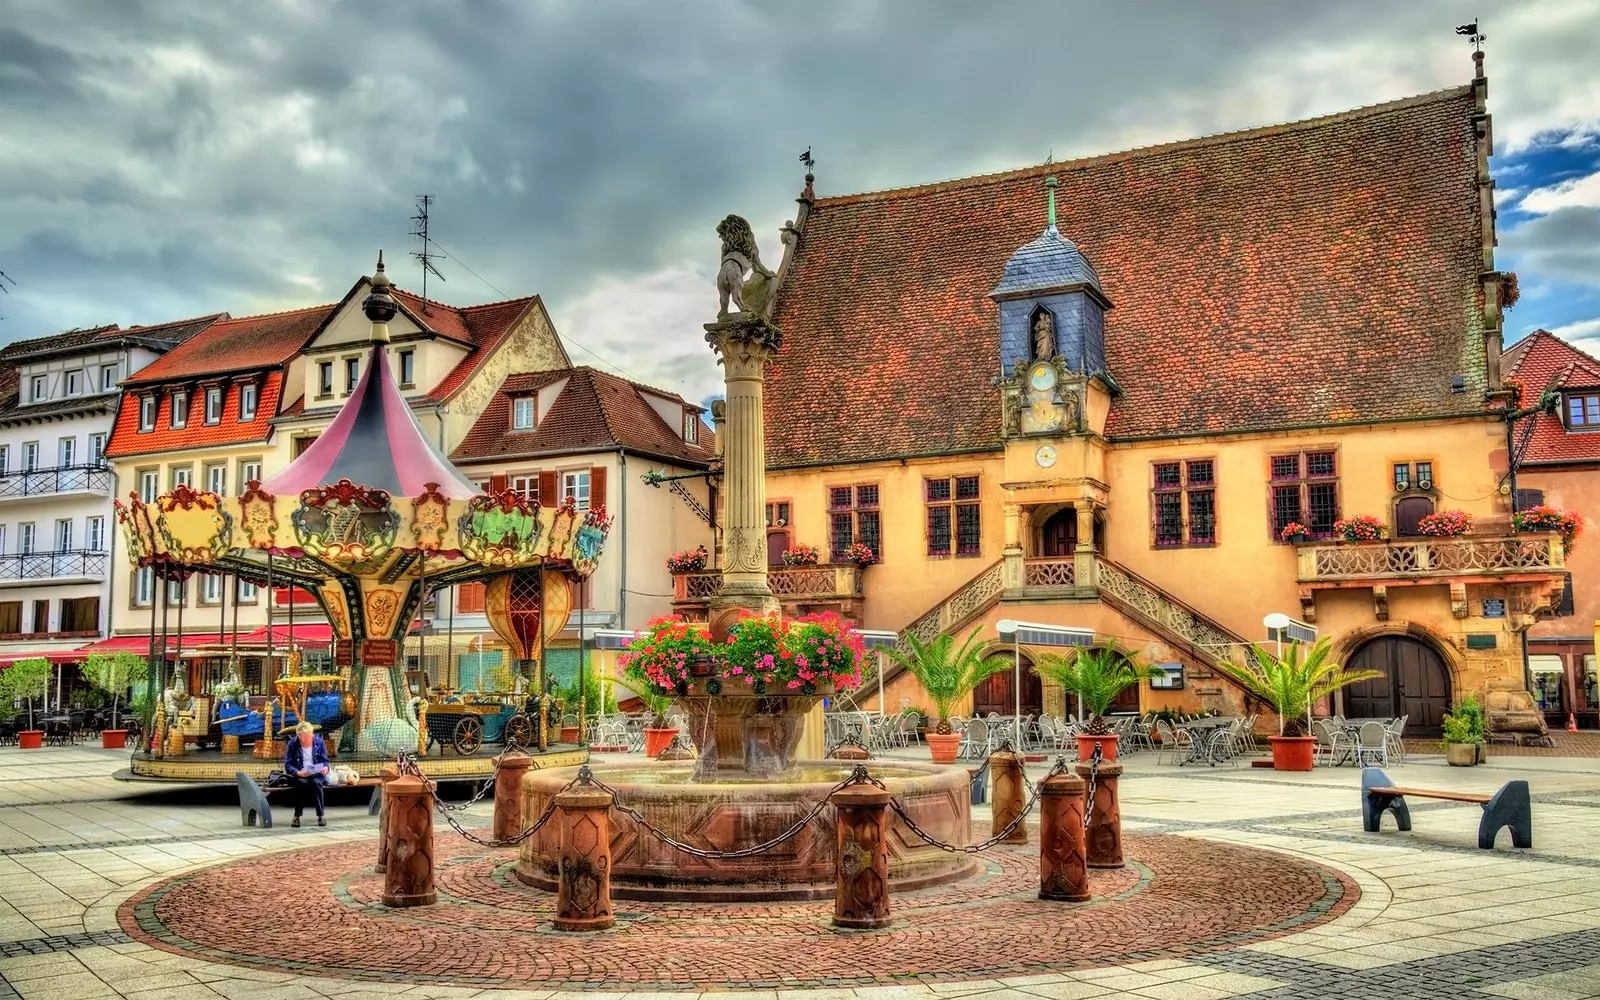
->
639, 689, 678, 758
1036, 644, 1159, 762
882, 627, 1007, 764
1212, 638, 1382, 771
82, 652, 148, 749
1, 658, 51, 749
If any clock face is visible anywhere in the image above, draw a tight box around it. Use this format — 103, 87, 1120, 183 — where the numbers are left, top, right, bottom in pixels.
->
1035, 445, 1058, 468
1028, 363, 1057, 391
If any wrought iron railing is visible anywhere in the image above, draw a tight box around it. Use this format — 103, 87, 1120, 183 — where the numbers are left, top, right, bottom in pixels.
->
0, 464, 113, 500
1299, 534, 1563, 582
0, 550, 110, 582
1023, 557, 1076, 588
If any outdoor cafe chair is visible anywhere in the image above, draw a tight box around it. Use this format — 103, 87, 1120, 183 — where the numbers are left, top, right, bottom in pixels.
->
959, 718, 992, 760
1153, 720, 1190, 765
1385, 715, 1408, 764
1312, 719, 1351, 767
1353, 721, 1390, 767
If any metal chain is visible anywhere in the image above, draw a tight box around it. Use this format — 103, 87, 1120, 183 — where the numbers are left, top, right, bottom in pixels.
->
587, 765, 882, 861
1082, 743, 1102, 831
888, 755, 1068, 854
390, 751, 574, 848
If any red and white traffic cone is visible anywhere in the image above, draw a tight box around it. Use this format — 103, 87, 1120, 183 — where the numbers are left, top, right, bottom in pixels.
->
1568, 713, 1579, 733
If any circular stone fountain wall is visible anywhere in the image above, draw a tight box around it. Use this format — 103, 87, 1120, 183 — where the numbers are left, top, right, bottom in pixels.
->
516, 761, 977, 900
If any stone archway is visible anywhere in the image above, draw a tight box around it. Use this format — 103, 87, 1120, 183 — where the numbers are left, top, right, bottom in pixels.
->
974, 650, 1043, 718
1341, 631, 1454, 732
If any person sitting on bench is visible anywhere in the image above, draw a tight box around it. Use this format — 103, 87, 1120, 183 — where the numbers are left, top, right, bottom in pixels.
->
283, 722, 330, 828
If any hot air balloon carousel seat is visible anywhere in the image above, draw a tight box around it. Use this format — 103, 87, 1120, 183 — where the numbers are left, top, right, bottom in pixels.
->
119, 256, 610, 783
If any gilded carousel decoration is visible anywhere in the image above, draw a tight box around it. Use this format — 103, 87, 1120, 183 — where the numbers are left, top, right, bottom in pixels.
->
115, 253, 613, 760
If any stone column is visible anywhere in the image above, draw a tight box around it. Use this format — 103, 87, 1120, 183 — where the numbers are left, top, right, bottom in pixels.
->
374, 762, 401, 873
989, 749, 1029, 844
1038, 768, 1090, 901
832, 782, 893, 929
1002, 503, 1025, 590
493, 752, 533, 843
381, 776, 437, 907
552, 782, 615, 931
704, 315, 782, 640
1075, 760, 1124, 869
1073, 499, 1097, 588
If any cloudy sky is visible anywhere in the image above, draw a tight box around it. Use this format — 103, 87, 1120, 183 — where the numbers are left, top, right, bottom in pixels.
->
2, 0, 1597, 405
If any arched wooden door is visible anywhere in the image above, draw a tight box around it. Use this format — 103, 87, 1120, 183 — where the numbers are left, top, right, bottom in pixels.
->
1343, 636, 1452, 731
1040, 509, 1078, 557
1395, 496, 1435, 537
973, 655, 1043, 717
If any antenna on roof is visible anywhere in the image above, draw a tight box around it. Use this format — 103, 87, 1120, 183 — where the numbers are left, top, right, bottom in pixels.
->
1455, 19, 1485, 52
409, 194, 445, 313
0, 269, 14, 321
1045, 149, 1054, 165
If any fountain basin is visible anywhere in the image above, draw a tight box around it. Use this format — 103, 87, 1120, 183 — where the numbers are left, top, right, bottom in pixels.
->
515, 760, 977, 900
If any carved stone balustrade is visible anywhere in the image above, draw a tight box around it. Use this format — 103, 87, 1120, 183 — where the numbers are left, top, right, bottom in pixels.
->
1295, 533, 1567, 625
673, 563, 866, 621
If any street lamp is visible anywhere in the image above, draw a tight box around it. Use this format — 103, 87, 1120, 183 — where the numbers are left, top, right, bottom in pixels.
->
995, 619, 1095, 749
855, 629, 899, 717
1263, 612, 1318, 728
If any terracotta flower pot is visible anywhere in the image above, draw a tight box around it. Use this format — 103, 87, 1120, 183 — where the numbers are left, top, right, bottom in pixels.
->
559, 725, 581, 744
1268, 734, 1316, 771
101, 730, 128, 750
18, 731, 43, 750
643, 727, 678, 758
1077, 732, 1119, 762
1445, 743, 1478, 767
926, 731, 962, 764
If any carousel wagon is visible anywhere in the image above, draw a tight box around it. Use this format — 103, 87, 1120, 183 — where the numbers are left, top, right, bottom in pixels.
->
118, 255, 610, 777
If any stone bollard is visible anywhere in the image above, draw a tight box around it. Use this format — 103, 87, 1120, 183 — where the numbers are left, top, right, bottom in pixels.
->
381, 776, 436, 907
374, 763, 402, 874
989, 748, 1028, 844
493, 752, 533, 843
552, 778, 616, 931
832, 782, 894, 930
1075, 759, 1124, 869
1038, 768, 1090, 901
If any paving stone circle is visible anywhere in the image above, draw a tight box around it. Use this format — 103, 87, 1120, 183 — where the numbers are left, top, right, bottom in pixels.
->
119, 831, 1356, 989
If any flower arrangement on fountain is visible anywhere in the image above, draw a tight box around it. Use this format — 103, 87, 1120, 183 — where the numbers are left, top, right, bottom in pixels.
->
618, 615, 716, 695
781, 542, 820, 567
722, 612, 865, 695
1333, 514, 1385, 542
665, 545, 709, 573
1416, 509, 1474, 537
1512, 504, 1583, 553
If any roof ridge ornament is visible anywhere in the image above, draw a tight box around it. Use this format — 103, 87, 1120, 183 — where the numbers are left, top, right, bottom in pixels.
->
1045, 175, 1059, 230
363, 250, 397, 342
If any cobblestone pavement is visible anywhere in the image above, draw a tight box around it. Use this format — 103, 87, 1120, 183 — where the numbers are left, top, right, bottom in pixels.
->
1, 744, 1598, 998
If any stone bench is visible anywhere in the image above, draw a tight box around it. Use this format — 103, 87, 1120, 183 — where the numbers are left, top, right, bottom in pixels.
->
1360, 767, 1532, 849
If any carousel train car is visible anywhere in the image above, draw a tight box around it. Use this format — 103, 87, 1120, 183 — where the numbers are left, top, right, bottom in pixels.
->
210, 690, 353, 748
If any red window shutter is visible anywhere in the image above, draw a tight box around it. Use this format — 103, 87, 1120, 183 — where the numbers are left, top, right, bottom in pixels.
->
457, 582, 486, 614
539, 471, 558, 505
590, 466, 607, 507
489, 474, 509, 495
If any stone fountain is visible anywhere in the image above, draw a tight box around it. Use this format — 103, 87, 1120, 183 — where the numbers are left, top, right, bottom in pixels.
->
516, 200, 975, 900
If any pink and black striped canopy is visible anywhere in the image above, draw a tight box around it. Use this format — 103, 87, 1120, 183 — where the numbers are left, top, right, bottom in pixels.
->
260, 343, 479, 500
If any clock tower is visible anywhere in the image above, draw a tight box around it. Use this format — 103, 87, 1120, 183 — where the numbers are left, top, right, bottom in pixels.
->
990, 176, 1117, 593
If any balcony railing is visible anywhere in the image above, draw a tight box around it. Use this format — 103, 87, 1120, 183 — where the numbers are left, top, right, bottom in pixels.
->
673, 564, 867, 608
1298, 534, 1564, 583
0, 464, 113, 501
0, 550, 110, 584
1023, 557, 1076, 588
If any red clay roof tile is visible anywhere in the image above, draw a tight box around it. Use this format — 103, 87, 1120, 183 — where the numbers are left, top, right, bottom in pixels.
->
766, 87, 1491, 467
124, 304, 337, 385
105, 372, 284, 459
1504, 330, 1600, 466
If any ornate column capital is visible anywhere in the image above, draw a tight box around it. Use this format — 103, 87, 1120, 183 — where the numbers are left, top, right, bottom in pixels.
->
705, 314, 783, 377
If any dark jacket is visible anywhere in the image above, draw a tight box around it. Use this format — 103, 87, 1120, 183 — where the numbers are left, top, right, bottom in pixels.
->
283, 736, 330, 782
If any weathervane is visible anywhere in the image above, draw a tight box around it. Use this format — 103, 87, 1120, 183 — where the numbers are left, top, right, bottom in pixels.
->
1456, 20, 1485, 52
798, 146, 815, 173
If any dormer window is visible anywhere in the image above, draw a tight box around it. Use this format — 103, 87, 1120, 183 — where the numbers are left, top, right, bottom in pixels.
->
29, 375, 46, 402
101, 364, 118, 392
511, 396, 535, 431
239, 383, 258, 422
1566, 393, 1600, 430
204, 387, 223, 425
138, 395, 157, 432
64, 370, 81, 396
171, 390, 189, 429
683, 411, 699, 444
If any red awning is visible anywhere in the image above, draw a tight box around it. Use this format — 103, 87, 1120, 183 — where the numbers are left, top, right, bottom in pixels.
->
237, 625, 334, 645
0, 648, 91, 666
75, 635, 226, 655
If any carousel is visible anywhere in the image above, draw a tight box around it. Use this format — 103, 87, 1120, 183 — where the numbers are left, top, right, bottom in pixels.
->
117, 255, 609, 782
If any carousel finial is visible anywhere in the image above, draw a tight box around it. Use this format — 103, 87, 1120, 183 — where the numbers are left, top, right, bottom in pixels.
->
363, 250, 397, 341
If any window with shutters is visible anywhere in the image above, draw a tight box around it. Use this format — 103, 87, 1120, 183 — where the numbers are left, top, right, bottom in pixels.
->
1513, 488, 1545, 512
457, 582, 486, 614
924, 475, 981, 557
1269, 451, 1340, 539
1151, 459, 1216, 547
1558, 573, 1575, 617
563, 470, 591, 510
510, 474, 540, 503
829, 484, 882, 560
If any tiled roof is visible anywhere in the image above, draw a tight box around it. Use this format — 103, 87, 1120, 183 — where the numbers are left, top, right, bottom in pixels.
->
452, 366, 716, 466
111, 313, 226, 350
124, 305, 337, 385
105, 372, 285, 459
424, 295, 543, 403
0, 326, 119, 419
1503, 330, 1600, 465
766, 87, 1490, 467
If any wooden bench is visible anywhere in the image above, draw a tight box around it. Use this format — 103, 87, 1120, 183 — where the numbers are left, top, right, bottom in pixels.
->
1361, 767, 1532, 849
236, 772, 383, 829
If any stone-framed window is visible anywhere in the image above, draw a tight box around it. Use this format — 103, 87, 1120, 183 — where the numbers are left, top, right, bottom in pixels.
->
829, 484, 881, 561
1152, 459, 1216, 548
1269, 450, 1339, 540
925, 475, 981, 557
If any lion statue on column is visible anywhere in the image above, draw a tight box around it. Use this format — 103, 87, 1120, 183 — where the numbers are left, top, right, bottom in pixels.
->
716, 214, 776, 317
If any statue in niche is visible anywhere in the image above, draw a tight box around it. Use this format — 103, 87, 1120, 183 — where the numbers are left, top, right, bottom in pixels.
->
1032, 310, 1056, 361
